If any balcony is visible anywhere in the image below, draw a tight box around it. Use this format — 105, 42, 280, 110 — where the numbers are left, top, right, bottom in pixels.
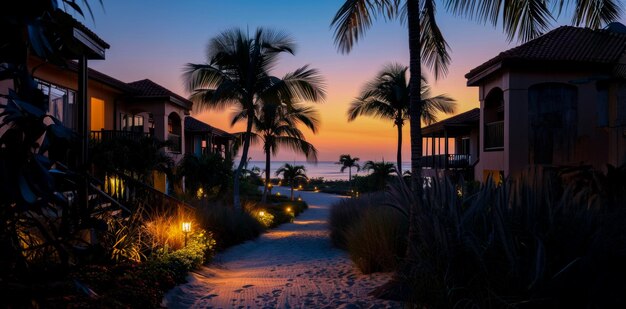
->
422, 154, 472, 169
484, 121, 504, 151
167, 133, 181, 153
90, 130, 151, 142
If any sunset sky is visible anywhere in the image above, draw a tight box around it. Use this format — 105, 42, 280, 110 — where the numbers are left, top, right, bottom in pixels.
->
83, 0, 625, 162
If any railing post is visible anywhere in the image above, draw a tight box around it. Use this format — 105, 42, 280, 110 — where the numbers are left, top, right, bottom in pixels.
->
444, 129, 449, 170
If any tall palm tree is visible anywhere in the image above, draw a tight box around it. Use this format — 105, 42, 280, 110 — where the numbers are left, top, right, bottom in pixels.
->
275, 163, 308, 200
348, 63, 456, 174
184, 28, 325, 210
333, 0, 622, 194
363, 160, 397, 190
337, 154, 361, 190
332, 0, 622, 283
234, 102, 320, 203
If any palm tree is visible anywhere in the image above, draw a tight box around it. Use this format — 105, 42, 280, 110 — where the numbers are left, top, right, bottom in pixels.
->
336, 154, 361, 190
275, 163, 308, 200
348, 63, 456, 174
332, 0, 622, 194
332, 0, 622, 287
234, 102, 320, 203
184, 28, 325, 210
363, 160, 397, 191
177, 152, 233, 200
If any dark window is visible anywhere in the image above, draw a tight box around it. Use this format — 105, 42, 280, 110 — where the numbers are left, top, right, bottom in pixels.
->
528, 83, 578, 165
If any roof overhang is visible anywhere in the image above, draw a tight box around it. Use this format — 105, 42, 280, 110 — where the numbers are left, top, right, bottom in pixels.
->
72, 27, 106, 60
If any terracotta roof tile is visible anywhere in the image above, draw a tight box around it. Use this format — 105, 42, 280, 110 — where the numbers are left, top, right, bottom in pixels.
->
185, 116, 233, 138
127, 79, 192, 109
466, 24, 626, 82
422, 108, 480, 136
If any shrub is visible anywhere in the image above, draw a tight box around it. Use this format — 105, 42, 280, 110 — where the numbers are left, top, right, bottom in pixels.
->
345, 206, 408, 273
70, 230, 215, 308
196, 203, 264, 250
143, 207, 196, 251
399, 167, 626, 308
328, 193, 385, 248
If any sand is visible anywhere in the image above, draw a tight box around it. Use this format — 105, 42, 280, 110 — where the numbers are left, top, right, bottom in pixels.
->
163, 187, 402, 309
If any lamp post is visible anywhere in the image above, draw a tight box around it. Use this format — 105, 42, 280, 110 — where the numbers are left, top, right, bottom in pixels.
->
182, 222, 191, 247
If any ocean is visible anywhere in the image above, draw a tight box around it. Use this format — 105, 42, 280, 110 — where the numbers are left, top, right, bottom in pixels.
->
247, 161, 411, 181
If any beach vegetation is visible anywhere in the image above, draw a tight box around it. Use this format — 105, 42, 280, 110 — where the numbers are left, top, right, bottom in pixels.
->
339, 165, 626, 308
275, 163, 309, 200
184, 27, 325, 210
233, 102, 320, 203
348, 64, 455, 173
336, 154, 361, 190
362, 160, 397, 191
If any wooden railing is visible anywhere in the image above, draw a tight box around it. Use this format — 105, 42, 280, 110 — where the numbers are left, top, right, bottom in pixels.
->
90, 130, 151, 142
103, 171, 194, 213
484, 121, 504, 150
422, 154, 472, 169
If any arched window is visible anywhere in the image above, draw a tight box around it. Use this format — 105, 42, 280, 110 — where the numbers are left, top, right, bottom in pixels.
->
484, 88, 504, 150
528, 83, 578, 165
167, 112, 182, 152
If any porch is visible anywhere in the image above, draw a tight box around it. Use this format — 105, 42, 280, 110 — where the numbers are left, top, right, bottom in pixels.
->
421, 108, 480, 180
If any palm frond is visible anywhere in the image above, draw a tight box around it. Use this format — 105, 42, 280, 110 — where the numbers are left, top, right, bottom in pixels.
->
331, 0, 400, 54
571, 0, 622, 28
421, 0, 451, 79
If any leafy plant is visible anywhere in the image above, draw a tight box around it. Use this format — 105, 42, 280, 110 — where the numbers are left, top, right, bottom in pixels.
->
196, 202, 264, 250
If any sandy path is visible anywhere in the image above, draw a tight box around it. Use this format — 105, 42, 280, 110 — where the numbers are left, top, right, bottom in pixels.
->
164, 187, 402, 309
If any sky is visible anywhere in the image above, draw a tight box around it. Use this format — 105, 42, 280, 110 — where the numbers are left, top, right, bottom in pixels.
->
81, 0, 625, 162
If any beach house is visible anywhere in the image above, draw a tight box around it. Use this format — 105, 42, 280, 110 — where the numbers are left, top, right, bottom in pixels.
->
0, 12, 233, 196
423, 23, 626, 182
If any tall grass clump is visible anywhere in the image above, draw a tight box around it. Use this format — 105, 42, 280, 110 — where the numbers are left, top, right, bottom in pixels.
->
329, 194, 383, 248
196, 202, 264, 250
398, 166, 626, 308
345, 206, 408, 273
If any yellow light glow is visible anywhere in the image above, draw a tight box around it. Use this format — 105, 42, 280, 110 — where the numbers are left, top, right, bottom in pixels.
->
259, 211, 265, 217
278, 181, 282, 186
298, 185, 303, 189
314, 186, 318, 190
286, 207, 292, 212
276, 192, 281, 196
196, 187, 204, 199
106, 175, 125, 197
297, 197, 302, 201
181, 222, 192, 233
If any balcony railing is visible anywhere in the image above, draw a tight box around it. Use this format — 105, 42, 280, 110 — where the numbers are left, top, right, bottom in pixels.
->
422, 154, 471, 169
168, 133, 181, 153
91, 130, 151, 142
484, 121, 504, 150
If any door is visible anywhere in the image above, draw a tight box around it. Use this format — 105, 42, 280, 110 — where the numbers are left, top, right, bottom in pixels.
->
90, 97, 105, 132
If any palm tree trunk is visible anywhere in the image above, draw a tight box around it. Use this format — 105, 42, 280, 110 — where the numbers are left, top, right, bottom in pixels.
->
262, 147, 271, 203
349, 167, 352, 191
233, 111, 254, 210
407, 0, 422, 269
290, 183, 294, 200
396, 119, 403, 174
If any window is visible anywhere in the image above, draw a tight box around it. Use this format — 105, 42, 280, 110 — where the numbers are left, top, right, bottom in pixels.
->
484, 88, 504, 151
528, 83, 578, 165
120, 113, 144, 132
36, 79, 76, 129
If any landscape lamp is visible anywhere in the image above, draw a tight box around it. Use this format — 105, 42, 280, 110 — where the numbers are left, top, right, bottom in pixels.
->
182, 221, 192, 246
